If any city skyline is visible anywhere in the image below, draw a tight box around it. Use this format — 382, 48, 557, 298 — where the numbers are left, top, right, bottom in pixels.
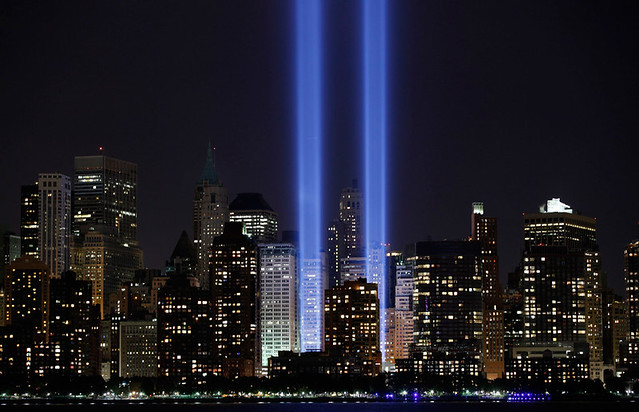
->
2, 1, 639, 294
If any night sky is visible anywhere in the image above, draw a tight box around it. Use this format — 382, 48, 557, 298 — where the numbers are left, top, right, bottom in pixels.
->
2, 1, 638, 293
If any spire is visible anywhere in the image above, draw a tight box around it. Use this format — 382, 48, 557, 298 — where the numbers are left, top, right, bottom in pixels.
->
198, 142, 220, 185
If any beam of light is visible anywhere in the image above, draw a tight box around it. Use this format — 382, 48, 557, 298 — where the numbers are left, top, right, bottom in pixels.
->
363, 0, 388, 365
297, 0, 324, 353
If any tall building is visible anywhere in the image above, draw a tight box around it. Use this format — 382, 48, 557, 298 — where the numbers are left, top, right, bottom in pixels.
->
48, 271, 101, 377
193, 144, 228, 289
210, 222, 259, 378
20, 184, 39, 258
299, 254, 327, 353
229, 193, 278, 243
324, 278, 381, 376
119, 320, 157, 378
470, 202, 504, 380
71, 154, 143, 317
38, 173, 72, 278
3, 256, 50, 337
258, 243, 297, 374
157, 273, 213, 386
71, 226, 143, 318
602, 288, 627, 367
411, 241, 483, 376
624, 239, 639, 366
393, 261, 414, 362
73, 155, 138, 241
326, 181, 363, 289
0, 227, 21, 278
520, 198, 603, 379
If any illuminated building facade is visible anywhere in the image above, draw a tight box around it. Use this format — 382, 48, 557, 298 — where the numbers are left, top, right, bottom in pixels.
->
38, 173, 72, 278
229, 193, 278, 243
505, 344, 590, 384
73, 155, 138, 241
411, 241, 483, 376
20, 184, 39, 258
393, 261, 414, 362
71, 225, 143, 318
340, 255, 366, 284
258, 243, 297, 374
470, 202, 504, 380
210, 222, 259, 378
521, 199, 603, 379
339, 182, 363, 257
624, 239, 639, 366
119, 320, 157, 378
299, 255, 326, 353
193, 144, 228, 289
324, 278, 381, 376
72, 155, 143, 318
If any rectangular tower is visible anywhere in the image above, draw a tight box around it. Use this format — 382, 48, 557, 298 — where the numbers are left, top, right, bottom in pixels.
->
411, 241, 483, 376
258, 243, 297, 374
38, 173, 72, 278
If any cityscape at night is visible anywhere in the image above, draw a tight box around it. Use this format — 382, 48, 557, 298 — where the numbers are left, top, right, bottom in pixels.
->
1, 0, 639, 406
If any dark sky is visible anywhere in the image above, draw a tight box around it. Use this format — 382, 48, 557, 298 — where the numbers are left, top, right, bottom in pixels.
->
1, 1, 638, 293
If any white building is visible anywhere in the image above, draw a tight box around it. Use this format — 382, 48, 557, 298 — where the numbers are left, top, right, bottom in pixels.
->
259, 243, 297, 374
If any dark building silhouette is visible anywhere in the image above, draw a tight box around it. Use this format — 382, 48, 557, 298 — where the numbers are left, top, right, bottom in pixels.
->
210, 222, 259, 378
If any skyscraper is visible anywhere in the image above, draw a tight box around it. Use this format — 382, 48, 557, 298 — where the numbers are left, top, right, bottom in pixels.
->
210, 222, 259, 378
470, 202, 504, 380
73, 155, 138, 241
229, 193, 278, 243
71, 154, 143, 317
0, 227, 21, 278
411, 241, 483, 376
327, 181, 363, 289
38, 173, 72, 278
193, 144, 228, 289
20, 184, 39, 258
624, 239, 639, 366
258, 243, 297, 375
520, 198, 603, 379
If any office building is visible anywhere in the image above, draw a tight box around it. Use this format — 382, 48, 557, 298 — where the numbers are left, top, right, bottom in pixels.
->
624, 239, 639, 366
157, 273, 213, 385
48, 271, 101, 377
193, 144, 228, 289
471, 202, 504, 380
119, 320, 157, 378
71, 155, 143, 317
210, 222, 259, 378
38, 173, 72, 278
3, 256, 50, 337
20, 184, 39, 258
521, 198, 603, 379
0, 227, 20, 278
411, 241, 483, 377
324, 278, 381, 376
258, 243, 297, 374
229, 193, 278, 243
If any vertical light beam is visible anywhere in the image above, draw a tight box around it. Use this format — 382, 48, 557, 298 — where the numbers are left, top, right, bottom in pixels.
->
297, 0, 324, 352
363, 0, 388, 364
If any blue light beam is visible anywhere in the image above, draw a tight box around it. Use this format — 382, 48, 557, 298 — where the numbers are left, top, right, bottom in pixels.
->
297, 0, 324, 353
363, 0, 388, 363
